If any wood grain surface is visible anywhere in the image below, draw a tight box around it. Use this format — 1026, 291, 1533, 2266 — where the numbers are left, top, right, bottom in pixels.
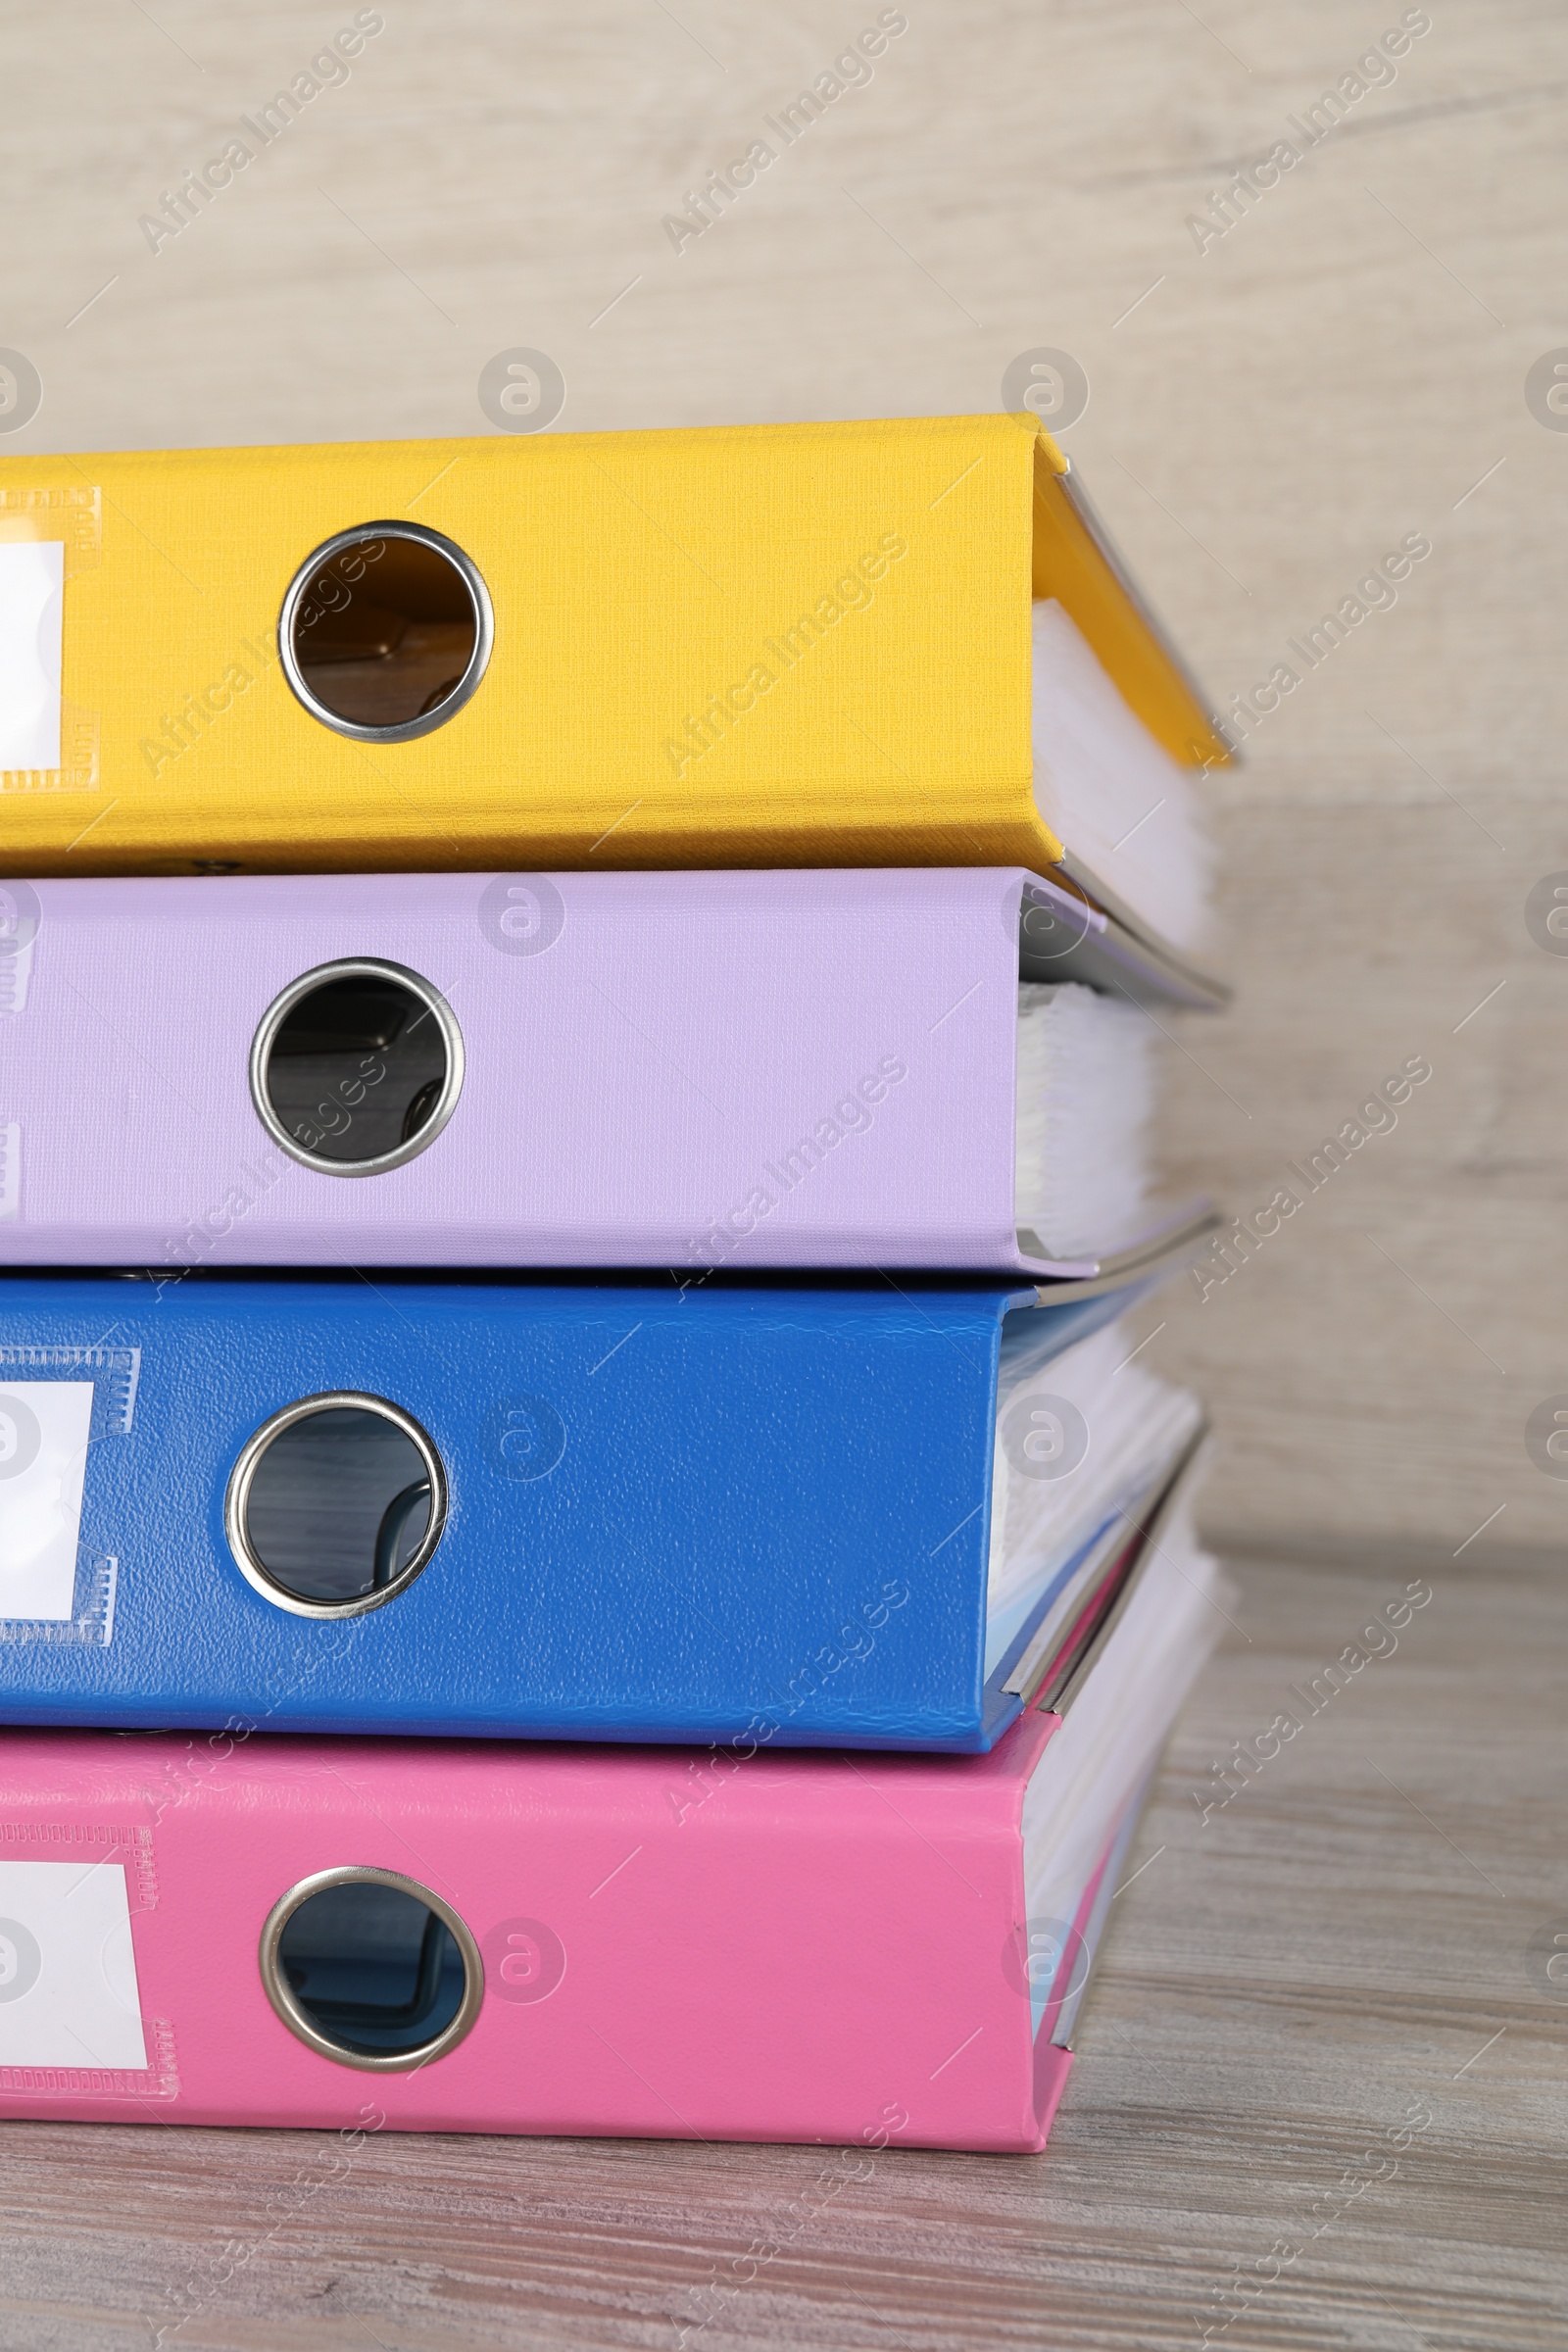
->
0, 1546, 1562, 2352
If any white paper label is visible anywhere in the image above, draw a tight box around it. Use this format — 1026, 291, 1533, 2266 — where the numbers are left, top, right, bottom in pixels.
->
0, 1859, 147, 2070
0, 1380, 94, 1620
0, 541, 64, 771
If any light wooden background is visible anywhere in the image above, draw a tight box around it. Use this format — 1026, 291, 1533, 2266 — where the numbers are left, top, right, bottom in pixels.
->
2, 3, 1565, 2343
5, 0, 1565, 1553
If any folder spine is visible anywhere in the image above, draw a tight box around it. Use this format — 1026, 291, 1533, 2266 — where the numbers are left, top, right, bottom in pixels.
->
0, 1722, 1055, 2148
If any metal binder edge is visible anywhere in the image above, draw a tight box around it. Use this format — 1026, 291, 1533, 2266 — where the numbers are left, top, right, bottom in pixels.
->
1017, 1201, 1223, 1296
1024, 1422, 1213, 1718
1032, 856, 1233, 1011
1019, 869, 1231, 1012
1000, 1507, 1145, 1702
1000, 1417, 1201, 1702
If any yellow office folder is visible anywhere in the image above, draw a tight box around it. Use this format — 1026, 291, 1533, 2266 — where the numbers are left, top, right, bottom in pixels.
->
0, 414, 1225, 890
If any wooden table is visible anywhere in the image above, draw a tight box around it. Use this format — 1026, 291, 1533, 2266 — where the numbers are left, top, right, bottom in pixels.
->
2, 1547, 1561, 2350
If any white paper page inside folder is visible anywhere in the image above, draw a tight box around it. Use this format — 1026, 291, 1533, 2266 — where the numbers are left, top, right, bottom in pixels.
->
1028, 598, 1230, 1010
1010, 979, 1220, 1286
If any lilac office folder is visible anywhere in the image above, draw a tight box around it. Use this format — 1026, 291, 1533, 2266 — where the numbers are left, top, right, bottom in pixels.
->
0, 867, 1212, 1279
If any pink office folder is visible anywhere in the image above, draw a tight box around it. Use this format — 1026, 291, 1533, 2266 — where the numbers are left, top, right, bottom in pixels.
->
0, 1713, 1132, 2151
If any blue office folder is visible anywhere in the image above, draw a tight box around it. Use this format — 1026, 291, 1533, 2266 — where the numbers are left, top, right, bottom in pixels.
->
0, 1271, 1151, 1751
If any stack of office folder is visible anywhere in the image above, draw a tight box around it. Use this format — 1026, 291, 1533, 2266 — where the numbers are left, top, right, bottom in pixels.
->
0, 413, 1228, 2152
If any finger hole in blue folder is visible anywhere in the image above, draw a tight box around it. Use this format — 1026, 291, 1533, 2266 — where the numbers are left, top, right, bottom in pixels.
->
226, 1396, 447, 1616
